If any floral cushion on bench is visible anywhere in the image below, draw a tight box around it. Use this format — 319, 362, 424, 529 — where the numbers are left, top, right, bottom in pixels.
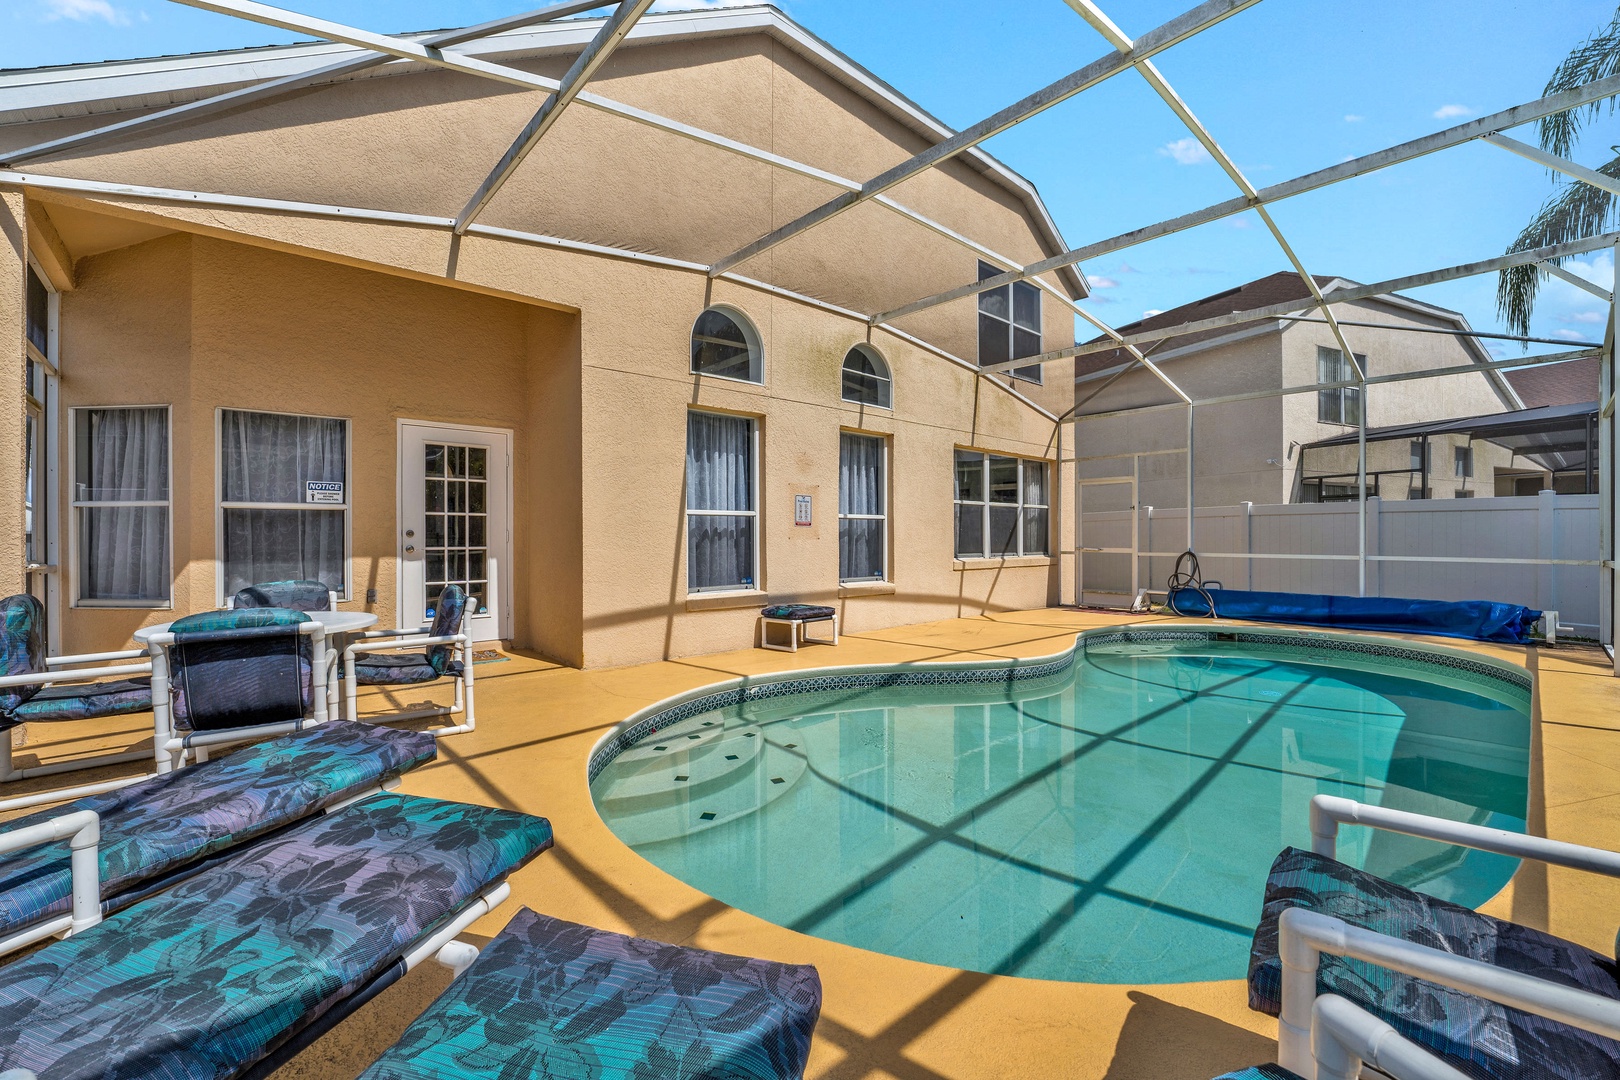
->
358, 907, 822, 1080
760, 605, 836, 621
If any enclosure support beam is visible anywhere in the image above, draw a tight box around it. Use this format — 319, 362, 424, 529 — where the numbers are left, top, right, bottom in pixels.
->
1537, 260, 1614, 302
1358, 383, 1368, 597
1187, 404, 1196, 556
1485, 134, 1620, 200
455, 0, 655, 233
1608, 244, 1619, 675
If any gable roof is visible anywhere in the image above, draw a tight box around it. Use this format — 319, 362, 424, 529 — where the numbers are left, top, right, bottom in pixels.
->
0, 5, 1085, 298
1504, 357, 1600, 408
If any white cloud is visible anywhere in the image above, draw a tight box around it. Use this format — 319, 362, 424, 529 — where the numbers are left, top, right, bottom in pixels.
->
1087, 295, 1118, 304
1143, 309, 1164, 317
1117, 262, 1142, 274
1343, 114, 1365, 123
1551, 329, 1589, 341
1229, 217, 1253, 229
1563, 310, 1607, 324
1090, 276, 1120, 289
39, 0, 129, 24
1158, 137, 1211, 166
651, 0, 754, 8
1432, 104, 1472, 120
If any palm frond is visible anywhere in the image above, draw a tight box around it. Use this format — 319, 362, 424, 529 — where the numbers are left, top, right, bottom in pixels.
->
1497, 152, 1620, 338
1539, 6, 1620, 157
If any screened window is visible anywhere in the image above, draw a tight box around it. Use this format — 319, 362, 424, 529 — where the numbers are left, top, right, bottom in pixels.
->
1317, 347, 1366, 425
690, 307, 762, 383
977, 261, 1042, 383
954, 450, 1048, 558
841, 345, 892, 408
73, 407, 170, 604
839, 432, 887, 582
686, 411, 756, 592
219, 409, 348, 597
1454, 445, 1473, 478
26, 264, 49, 358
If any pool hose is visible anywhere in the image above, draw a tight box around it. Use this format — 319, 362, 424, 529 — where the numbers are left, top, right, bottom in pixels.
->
1166, 550, 1218, 619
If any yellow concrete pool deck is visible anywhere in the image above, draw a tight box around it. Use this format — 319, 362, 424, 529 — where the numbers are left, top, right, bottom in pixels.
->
10, 607, 1620, 1080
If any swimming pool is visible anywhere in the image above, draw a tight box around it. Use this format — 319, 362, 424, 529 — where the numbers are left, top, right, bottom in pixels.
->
589, 628, 1532, 984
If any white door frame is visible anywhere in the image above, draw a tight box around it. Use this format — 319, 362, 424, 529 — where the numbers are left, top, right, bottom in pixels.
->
396, 419, 514, 643
1077, 475, 1139, 608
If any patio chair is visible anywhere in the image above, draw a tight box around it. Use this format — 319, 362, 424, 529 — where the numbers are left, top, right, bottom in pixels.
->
356, 907, 823, 1080
343, 584, 474, 736
228, 579, 339, 612
0, 791, 554, 1080
1212, 994, 1472, 1080
0, 721, 434, 957
1247, 794, 1620, 1080
146, 607, 338, 772
0, 593, 155, 812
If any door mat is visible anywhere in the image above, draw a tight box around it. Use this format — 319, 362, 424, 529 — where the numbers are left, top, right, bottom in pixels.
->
472, 649, 510, 665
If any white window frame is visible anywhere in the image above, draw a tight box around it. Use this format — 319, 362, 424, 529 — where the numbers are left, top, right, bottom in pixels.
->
838, 430, 889, 584
689, 304, 766, 386
840, 344, 893, 409
977, 260, 1043, 385
1316, 346, 1366, 426
685, 408, 761, 594
953, 449, 1051, 559
214, 407, 353, 606
70, 404, 173, 609
24, 256, 62, 642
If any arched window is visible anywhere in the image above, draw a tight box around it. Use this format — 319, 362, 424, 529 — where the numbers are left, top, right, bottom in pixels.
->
841, 344, 892, 408
690, 306, 763, 384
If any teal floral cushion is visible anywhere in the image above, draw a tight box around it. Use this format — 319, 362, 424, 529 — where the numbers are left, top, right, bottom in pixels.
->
357, 907, 821, 1080
0, 793, 553, 1079
10, 677, 152, 723
1211, 1069, 1302, 1080
0, 593, 46, 716
760, 605, 835, 620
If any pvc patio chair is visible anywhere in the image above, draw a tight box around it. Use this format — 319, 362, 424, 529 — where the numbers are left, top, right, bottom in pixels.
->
355, 907, 823, 1080
1212, 994, 1472, 1080
228, 579, 339, 612
145, 607, 338, 772
0, 792, 553, 1080
1247, 794, 1620, 1080
0, 593, 155, 812
0, 722, 435, 957
343, 584, 474, 737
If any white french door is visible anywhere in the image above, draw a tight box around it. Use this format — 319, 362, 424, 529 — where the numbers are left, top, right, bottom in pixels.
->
398, 421, 512, 643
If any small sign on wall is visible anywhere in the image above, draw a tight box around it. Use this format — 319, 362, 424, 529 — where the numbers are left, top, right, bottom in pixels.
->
305, 481, 344, 504
794, 494, 813, 527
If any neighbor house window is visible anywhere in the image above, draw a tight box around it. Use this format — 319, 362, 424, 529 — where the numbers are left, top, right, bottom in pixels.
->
218, 409, 348, 598
1317, 347, 1366, 425
73, 407, 170, 604
1454, 490, 1475, 499
1409, 440, 1424, 471
954, 450, 1048, 558
839, 433, 887, 582
1454, 446, 1473, 478
977, 261, 1042, 384
690, 306, 763, 383
841, 345, 892, 408
686, 411, 757, 592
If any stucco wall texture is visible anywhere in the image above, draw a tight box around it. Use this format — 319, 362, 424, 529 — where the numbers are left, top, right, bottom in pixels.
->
10, 30, 1077, 667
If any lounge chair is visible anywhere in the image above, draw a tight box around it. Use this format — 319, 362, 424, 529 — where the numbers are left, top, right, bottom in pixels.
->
1213, 994, 1472, 1080
1248, 794, 1620, 1080
146, 607, 338, 771
0, 593, 155, 811
0, 721, 434, 956
0, 791, 553, 1080
357, 907, 823, 1080
228, 579, 339, 612
343, 584, 475, 736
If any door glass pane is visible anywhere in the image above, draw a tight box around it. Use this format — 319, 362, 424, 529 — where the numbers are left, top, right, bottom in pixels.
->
427, 479, 445, 512
468, 447, 487, 479
425, 444, 445, 477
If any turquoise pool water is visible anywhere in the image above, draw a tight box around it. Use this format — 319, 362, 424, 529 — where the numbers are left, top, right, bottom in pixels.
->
590, 637, 1531, 984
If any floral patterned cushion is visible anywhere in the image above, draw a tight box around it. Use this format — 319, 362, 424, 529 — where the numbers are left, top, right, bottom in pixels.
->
0, 722, 436, 939
0, 793, 553, 1080
352, 652, 464, 687
9, 676, 152, 724
426, 585, 469, 675
357, 907, 822, 1080
231, 580, 333, 612
0, 593, 47, 716
1249, 847, 1620, 1080
760, 605, 836, 620
1211, 1069, 1302, 1080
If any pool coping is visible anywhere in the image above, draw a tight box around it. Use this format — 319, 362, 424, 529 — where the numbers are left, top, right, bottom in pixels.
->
586, 620, 1534, 783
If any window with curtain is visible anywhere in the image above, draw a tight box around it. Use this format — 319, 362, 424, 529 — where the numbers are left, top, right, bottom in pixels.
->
690, 307, 763, 383
954, 450, 1049, 558
73, 407, 170, 603
839, 432, 886, 582
1317, 347, 1366, 425
686, 411, 756, 592
219, 409, 348, 597
841, 345, 892, 408
977, 260, 1043, 384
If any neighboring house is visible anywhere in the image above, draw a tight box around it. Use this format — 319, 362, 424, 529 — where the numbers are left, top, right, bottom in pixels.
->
0, 6, 1085, 668
1504, 356, 1599, 408
1071, 272, 1522, 508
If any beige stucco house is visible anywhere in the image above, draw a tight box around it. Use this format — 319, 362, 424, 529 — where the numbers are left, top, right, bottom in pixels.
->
1072, 272, 1524, 509
0, 6, 1086, 667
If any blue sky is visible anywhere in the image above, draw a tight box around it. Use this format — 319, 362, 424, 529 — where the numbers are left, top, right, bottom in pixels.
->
6, 0, 1619, 352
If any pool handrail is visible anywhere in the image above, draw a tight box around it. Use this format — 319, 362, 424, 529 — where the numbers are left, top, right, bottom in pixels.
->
1279, 794, 1620, 1076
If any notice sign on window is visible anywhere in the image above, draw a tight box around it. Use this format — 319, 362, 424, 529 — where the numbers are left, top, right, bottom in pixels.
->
305, 481, 344, 504
794, 494, 812, 526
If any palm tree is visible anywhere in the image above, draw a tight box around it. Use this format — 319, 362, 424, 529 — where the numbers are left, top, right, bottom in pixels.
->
1498, 6, 1620, 338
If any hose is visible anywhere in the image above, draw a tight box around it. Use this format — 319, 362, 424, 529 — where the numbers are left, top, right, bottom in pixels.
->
1166, 550, 1218, 619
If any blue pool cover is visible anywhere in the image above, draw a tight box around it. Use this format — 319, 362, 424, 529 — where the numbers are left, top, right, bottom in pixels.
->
1168, 587, 1542, 644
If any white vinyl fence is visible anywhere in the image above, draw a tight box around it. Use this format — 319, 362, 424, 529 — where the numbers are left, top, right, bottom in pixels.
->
1079, 491, 1601, 634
